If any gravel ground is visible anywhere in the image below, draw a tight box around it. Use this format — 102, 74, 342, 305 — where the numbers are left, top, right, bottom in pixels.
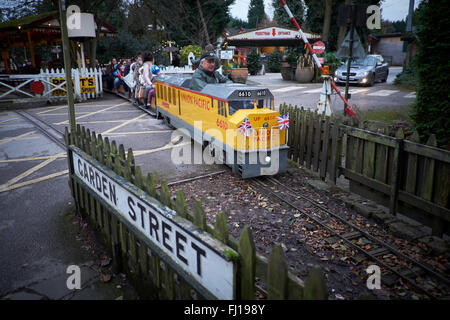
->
168, 164, 450, 300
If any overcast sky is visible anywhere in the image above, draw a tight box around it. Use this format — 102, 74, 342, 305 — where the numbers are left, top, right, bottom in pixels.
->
230, 0, 422, 23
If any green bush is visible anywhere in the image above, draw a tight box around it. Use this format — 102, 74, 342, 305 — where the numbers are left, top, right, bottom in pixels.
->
179, 45, 203, 66
267, 49, 282, 72
410, 1, 450, 148
246, 48, 262, 75
394, 63, 418, 87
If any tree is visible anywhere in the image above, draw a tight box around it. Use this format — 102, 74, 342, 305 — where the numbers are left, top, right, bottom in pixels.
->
267, 48, 282, 72
272, 0, 305, 29
411, 0, 450, 148
247, 0, 265, 29
246, 48, 262, 75
142, 0, 233, 47
303, 0, 381, 51
322, 0, 332, 42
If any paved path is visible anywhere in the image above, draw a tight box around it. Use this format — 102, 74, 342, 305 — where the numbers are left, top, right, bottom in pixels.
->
248, 67, 414, 113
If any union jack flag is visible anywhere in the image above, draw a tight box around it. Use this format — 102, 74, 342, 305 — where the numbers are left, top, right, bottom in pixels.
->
277, 113, 290, 130
238, 116, 252, 136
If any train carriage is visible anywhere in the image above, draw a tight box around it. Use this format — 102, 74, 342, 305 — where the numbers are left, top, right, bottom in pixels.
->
153, 74, 288, 178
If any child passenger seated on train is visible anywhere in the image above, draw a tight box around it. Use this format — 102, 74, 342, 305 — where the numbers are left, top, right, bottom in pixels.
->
140, 52, 156, 109
189, 51, 231, 92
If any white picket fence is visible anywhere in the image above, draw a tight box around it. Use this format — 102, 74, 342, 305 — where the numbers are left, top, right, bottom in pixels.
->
0, 68, 103, 103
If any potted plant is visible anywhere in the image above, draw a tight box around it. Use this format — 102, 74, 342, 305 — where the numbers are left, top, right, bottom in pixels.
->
281, 52, 298, 81
295, 54, 315, 83
280, 54, 291, 80
230, 61, 248, 84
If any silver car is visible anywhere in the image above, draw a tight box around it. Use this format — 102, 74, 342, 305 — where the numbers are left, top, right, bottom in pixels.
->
333, 54, 389, 86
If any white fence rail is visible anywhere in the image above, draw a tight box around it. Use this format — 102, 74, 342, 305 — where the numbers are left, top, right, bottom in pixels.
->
0, 68, 103, 103
160, 65, 194, 74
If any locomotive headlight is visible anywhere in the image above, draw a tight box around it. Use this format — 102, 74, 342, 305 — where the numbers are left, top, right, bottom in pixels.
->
265, 156, 271, 163
263, 122, 269, 128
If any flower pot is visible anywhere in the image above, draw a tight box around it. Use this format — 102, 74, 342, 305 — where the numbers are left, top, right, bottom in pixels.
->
230, 68, 248, 84
280, 66, 293, 81
295, 66, 314, 83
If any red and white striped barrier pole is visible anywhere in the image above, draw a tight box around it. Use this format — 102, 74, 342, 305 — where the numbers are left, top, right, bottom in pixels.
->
279, 0, 357, 118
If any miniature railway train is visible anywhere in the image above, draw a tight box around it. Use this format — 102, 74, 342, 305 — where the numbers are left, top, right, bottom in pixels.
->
149, 74, 288, 178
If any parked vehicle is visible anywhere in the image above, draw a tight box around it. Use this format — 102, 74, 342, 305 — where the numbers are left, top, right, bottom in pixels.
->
333, 54, 389, 86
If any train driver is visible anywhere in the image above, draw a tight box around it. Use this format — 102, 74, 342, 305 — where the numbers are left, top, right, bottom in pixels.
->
190, 51, 232, 92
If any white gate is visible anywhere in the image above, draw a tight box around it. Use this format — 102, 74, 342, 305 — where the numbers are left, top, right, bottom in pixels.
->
0, 68, 103, 103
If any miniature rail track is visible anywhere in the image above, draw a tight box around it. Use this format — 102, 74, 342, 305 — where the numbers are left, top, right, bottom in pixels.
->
251, 176, 450, 300
15, 109, 66, 149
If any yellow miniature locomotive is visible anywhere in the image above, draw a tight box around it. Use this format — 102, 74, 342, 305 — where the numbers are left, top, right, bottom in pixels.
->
153, 74, 288, 178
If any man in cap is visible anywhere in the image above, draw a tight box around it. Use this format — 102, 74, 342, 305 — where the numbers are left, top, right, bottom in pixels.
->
190, 51, 232, 92
190, 44, 220, 70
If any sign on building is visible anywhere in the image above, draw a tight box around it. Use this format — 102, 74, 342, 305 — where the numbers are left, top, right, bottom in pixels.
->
220, 50, 233, 60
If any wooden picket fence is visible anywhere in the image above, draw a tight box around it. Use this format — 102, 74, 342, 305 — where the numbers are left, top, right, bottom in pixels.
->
280, 104, 450, 237
65, 124, 329, 300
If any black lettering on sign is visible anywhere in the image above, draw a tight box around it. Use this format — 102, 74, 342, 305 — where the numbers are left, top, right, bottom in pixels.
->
136, 202, 146, 229
176, 231, 188, 266
83, 163, 88, 180
128, 196, 136, 221
191, 242, 206, 276
89, 166, 95, 186
109, 182, 117, 205
88, 78, 94, 86
148, 211, 159, 242
95, 172, 102, 192
162, 221, 173, 253
102, 176, 108, 199
78, 159, 83, 176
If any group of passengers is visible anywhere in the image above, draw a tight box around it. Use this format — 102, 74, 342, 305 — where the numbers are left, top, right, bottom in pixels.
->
104, 52, 160, 109
104, 44, 233, 108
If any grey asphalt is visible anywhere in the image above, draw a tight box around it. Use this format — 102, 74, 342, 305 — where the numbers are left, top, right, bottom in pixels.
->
0, 109, 139, 300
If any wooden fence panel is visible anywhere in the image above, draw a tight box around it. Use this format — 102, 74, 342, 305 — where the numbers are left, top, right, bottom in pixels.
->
281, 105, 449, 237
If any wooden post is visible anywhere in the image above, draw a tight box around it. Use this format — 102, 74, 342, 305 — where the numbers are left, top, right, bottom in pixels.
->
58, 0, 76, 133
1, 50, 10, 74
389, 137, 403, 215
267, 244, 288, 299
329, 122, 340, 184
320, 116, 330, 180
193, 199, 206, 231
26, 30, 36, 68
175, 189, 188, 218
214, 212, 229, 244
405, 131, 420, 195
421, 135, 441, 236
238, 226, 255, 300
303, 267, 328, 299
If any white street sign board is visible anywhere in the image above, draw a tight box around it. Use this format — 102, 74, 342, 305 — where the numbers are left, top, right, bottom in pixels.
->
220, 50, 233, 60
70, 148, 236, 299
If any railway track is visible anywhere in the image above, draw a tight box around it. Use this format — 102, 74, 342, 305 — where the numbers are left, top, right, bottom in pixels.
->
15, 109, 66, 148
251, 176, 450, 300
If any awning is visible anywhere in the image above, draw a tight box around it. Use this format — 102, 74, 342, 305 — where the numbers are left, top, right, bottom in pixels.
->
226, 26, 321, 47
